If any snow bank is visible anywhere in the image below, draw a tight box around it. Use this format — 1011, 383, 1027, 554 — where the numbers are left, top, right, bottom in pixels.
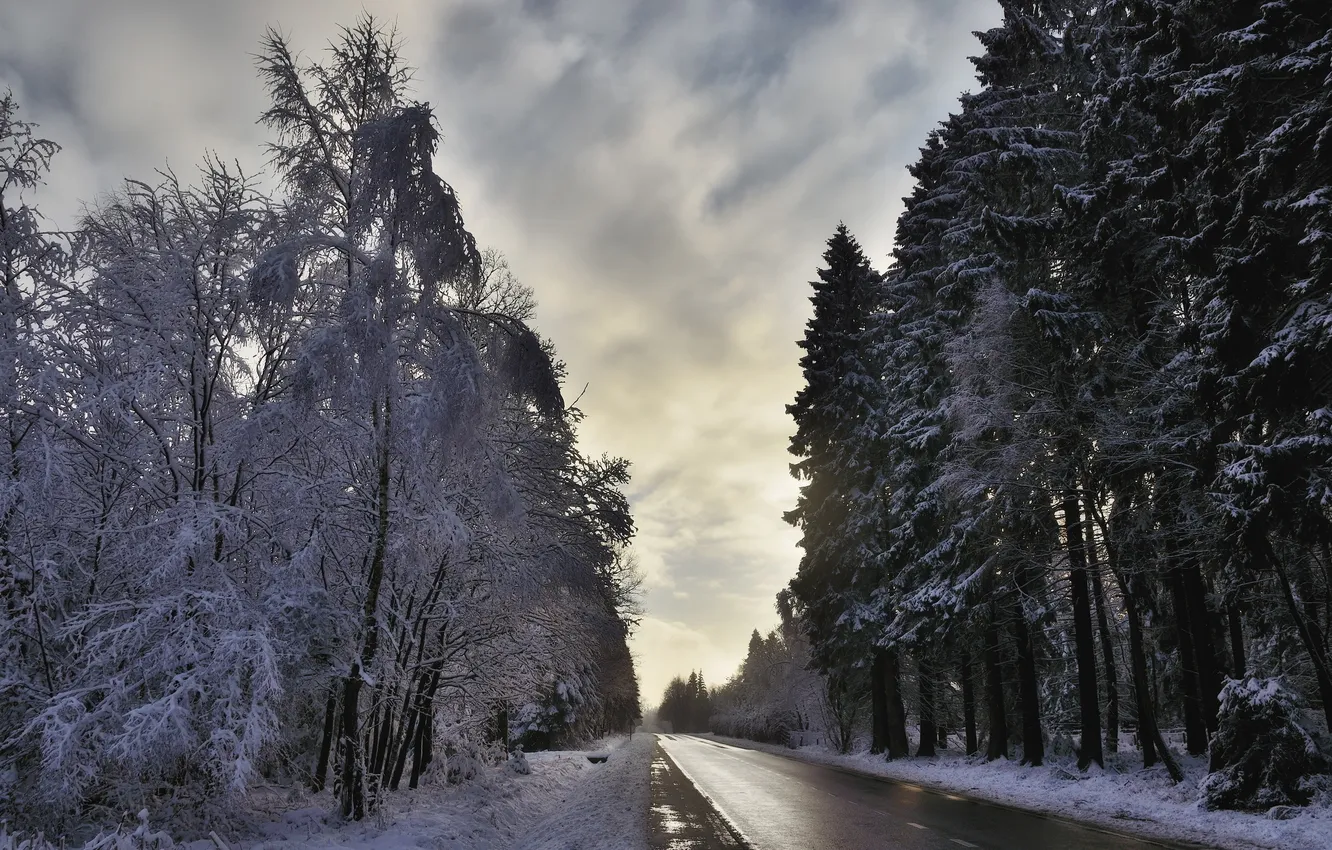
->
701, 734, 1332, 850
227, 734, 650, 850
512, 733, 651, 850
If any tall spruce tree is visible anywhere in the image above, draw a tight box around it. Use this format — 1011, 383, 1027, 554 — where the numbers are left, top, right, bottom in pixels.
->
784, 224, 892, 750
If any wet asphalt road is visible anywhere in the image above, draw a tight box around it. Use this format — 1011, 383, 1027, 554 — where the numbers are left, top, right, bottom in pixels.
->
655, 734, 1179, 850
650, 739, 747, 848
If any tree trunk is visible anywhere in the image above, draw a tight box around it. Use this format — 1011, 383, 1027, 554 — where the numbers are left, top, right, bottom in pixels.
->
1182, 564, 1222, 734
960, 649, 978, 756
1169, 567, 1207, 755
1087, 546, 1120, 754
1227, 605, 1246, 679
1064, 493, 1103, 770
917, 653, 936, 757
340, 668, 365, 819
1151, 720, 1185, 784
388, 675, 424, 791
884, 648, 910, 758
1092, 488, 1163, 772
871, 648, 889, 755
1011, 593, 1043, 767
409, 667, 442, 788
984, 613, 1008, 760
313, 684, 338, 791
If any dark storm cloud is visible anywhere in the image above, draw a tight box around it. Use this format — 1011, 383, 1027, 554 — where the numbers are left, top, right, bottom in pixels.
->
0, 0, 1002, 701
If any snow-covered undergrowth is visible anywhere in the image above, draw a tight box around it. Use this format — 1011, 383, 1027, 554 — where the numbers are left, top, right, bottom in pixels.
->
0, 736, 651, 850
702, 733, 1332, 850
236, 735, 650, 850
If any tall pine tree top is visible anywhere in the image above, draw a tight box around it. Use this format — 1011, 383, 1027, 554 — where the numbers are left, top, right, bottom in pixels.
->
787, 223, 880, 471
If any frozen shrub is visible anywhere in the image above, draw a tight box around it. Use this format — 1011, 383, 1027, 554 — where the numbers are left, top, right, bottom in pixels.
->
508, 748, 531, 776
1201, 677, 1325, 811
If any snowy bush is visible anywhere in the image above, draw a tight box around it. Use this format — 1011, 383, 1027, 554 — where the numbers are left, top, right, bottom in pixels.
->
0, 811, 175, 850
508, 748, 531, 776
1201, 677, 1326, 811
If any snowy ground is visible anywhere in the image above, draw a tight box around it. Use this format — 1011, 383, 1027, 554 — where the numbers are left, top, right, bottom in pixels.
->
215, 734, 651, 850
701, 733, 1332, 850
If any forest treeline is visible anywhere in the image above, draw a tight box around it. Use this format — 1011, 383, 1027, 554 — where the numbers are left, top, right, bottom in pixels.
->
656, 671, 713, 733
720, 0, 1332, 811
0, 18, 640, 831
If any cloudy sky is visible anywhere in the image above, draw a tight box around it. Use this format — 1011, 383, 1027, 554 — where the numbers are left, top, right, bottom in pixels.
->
0, 0, 999, 703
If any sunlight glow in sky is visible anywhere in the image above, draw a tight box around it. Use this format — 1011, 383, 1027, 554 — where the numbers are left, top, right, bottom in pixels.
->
0, 0, 1001, 704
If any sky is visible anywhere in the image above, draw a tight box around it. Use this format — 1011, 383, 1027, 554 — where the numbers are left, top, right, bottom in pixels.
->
0, 0, 1000, 705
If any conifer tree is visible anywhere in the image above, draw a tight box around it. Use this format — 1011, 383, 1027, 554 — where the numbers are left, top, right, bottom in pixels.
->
784, 224, 890, 748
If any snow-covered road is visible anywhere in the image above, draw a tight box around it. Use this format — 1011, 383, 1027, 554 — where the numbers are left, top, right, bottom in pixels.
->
656, 734, 1170, 849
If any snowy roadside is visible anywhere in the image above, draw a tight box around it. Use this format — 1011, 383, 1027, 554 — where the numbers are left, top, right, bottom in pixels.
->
224, 734, 651, 850
511, 733, 651, 850
698, 733, 1331, 850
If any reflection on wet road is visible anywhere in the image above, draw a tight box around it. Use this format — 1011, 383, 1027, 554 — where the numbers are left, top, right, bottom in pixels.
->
649, 740, 747, 848
655, 734, 1173, 850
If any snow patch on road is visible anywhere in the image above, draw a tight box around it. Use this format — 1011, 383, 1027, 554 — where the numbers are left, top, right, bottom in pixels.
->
700, 734, 1332, 850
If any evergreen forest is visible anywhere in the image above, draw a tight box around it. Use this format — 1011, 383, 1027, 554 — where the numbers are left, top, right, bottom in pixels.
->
713, 0, 1332, 812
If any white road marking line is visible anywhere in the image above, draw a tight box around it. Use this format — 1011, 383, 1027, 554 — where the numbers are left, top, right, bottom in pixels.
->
907, 822, 927, 829
950, 840, 978, 847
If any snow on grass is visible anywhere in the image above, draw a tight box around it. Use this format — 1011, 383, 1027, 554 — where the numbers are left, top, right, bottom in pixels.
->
223, 734, 650, 850
700, 733, 1332, 850
512, 733, 650, 850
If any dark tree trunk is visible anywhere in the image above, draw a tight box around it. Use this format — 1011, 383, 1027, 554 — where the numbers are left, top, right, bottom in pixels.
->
498, 706, 510, 754
1093, 488, 1172, 776
1064, 493, 1103, 770
313, 684, 338, 792
367, 701, 385, 777
1083, 485, 1119, 753
1011, 595, 1043, 766
340, 669, 365, 819
884, 648, 910, 758
871, 648, 889, 755
1089, 562, 1120, 754
984, 614, 1008, 761
409, 667, 442, 789
1182, 564, 1222, 733
1169, 568, 1208, 755
1227, 605, 1246, 679
388, 674, 426, 791
960, 649, 978, 756
917, 653, 936, 757
1121, 575, 1158, 768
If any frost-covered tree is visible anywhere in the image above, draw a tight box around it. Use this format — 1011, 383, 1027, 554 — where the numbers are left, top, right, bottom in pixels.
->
0, 92, 67, 812
0, 20, 640, 834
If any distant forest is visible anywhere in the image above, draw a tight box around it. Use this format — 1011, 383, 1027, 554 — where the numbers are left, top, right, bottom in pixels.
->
0, 17, 640, 831
708, 0, 1332, 812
